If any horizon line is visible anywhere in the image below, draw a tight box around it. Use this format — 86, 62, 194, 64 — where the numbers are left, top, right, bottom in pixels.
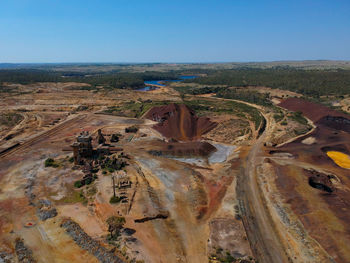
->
1, 59, 350, 65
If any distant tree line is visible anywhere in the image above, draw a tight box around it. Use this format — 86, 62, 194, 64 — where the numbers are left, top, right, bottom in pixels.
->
2, 67, 350, 96
174, 85, 272, 106
187, 68, 350, 96
0, 69, 180, 90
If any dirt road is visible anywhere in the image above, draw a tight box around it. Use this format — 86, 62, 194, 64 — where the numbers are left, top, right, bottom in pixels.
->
203, 95, 289, 263
0, 114, 87, 158
238, 130, 289, 263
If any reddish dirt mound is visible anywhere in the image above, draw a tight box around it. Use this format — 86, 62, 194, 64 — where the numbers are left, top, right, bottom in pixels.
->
279, 98, 349, 122
145, 103, 217, 141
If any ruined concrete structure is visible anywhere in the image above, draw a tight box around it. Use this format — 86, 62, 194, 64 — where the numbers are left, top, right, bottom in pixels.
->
97, 129, 106, 145
71, 131, 93, 165
115, 171, 132, 189
71, 130, 123, 165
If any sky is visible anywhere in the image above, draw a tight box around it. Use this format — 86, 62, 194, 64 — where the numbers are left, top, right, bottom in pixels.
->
0, 0, 349, 63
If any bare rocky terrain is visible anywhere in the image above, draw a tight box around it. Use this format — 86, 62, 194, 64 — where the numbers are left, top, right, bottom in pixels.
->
0, 78, 349, 263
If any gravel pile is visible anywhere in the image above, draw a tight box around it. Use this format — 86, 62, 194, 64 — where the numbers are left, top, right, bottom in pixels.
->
60, 219, 124, 263
0, 251, 14, 263
37, 199, 57, 221
15, 239, 36, 263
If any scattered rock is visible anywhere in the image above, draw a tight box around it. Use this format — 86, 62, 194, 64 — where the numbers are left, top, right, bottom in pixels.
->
37, 199, 57, 221
60, 219, 124, 263
0, 251, 14, 263
15, 238, 36, 263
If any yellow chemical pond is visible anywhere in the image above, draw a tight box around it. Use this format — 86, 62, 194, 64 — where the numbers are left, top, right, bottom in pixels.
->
327, 151, 350, 169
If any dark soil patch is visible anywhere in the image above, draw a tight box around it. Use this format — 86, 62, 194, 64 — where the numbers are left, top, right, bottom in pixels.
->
304, 169, 335, 193
279, 98, 349, 122
316, 116, 350, 133
149, 141, 216, 157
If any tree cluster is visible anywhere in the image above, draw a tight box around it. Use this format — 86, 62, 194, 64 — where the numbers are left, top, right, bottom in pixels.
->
188, 68, 350, 96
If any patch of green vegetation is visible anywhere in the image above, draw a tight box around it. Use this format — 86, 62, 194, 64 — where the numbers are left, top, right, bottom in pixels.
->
74, 174, 97, 188
106, 216, 126, 239
107, 167, 115, 173
272, 107, 285, 123
125, 125, 138, 133
0, 112, 23, 127
109, 196, 121, 204
173, 85, 224, 95
189, 68, 350, 96
288, 111, 308, 125
216, 88, 272, 106
102, 157, 127, 172
74, 180, 83, 188
183, 98, 263, 130
61, 190, 87, 204
0, 69, 179, 90
86, 185, 97, 197
44, 158, 59, 168
294, 127, 312, 136
273, 113, 284, 123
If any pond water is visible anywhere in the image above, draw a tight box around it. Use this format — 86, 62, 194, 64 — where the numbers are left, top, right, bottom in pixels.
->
139, 75, 197, 91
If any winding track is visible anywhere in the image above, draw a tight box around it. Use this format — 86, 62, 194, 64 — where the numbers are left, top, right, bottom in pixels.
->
201, 95, 289, 263
0, 114, 87, 159
237, 122, 289, 263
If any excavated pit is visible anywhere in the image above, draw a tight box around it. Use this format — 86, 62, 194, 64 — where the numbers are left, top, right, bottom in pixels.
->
307, 172, 334, 193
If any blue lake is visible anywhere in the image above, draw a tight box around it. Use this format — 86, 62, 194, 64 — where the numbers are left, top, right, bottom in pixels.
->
139, 75, 197, 91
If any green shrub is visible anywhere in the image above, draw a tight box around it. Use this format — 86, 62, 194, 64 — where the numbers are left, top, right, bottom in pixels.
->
91, 168, 99, 173
44, 158, 59, 168
125, 126, 138, 133
74, 180, 84, 188
85, 177, 93, 185
273, 113, 284, 122
289, 111, 308, 125
110, 196, 121, 204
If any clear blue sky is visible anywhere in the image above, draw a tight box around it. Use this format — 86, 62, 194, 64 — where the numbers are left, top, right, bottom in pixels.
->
0, 0, 349, 63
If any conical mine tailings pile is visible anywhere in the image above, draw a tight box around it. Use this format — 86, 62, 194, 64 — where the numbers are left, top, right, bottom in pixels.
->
145, 103, 217, 141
